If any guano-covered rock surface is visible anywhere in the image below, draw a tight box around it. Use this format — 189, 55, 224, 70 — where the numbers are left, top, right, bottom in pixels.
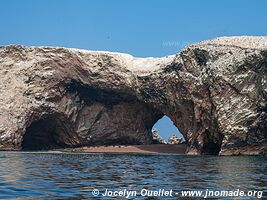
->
0, 36, 266, 155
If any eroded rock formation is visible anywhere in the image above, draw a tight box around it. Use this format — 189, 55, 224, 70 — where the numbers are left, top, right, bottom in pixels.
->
0, 36, 266, 155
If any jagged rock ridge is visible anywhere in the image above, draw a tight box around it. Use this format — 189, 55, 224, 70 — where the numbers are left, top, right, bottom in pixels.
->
0, 36, 266, 155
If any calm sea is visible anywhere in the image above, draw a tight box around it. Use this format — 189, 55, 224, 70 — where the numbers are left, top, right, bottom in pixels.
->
0, 152, 266, 199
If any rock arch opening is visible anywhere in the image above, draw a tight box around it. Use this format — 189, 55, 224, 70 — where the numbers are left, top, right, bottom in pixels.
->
152, 115, 186, 144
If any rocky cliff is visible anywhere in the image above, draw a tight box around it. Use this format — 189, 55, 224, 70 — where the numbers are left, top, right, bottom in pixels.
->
0, 36, 266, 155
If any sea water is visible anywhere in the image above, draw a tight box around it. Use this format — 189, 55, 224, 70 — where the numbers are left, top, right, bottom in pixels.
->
0, 152, 266, 199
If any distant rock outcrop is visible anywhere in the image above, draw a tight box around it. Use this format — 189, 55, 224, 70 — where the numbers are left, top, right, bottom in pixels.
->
0, 36, 266, 155
151, 128, 165, 144
168, 134, 184, 145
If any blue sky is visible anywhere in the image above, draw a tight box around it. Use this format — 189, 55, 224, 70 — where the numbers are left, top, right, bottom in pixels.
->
1, 0, 267, 140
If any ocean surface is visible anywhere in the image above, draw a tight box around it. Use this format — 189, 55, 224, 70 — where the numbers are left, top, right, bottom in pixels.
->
0, 151, 266, 199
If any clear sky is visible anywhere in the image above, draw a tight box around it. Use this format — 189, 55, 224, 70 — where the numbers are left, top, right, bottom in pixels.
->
1, 0, 267, 140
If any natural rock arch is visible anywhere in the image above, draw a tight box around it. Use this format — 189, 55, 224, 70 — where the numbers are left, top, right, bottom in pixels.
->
21, 78, 222, 155
0, 36, 266, 155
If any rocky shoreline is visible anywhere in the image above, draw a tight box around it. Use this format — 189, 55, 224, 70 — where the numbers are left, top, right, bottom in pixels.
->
1, 144, 266, 156
63, 144, 187, 154
219, 145, 267, 156
63, 144, 267, 156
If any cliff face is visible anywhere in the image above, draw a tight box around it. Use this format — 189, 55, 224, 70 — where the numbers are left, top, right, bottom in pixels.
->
0, 36, 266, 155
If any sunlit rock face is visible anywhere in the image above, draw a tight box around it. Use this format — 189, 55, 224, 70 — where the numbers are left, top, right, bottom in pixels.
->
0, 36, 266, 155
